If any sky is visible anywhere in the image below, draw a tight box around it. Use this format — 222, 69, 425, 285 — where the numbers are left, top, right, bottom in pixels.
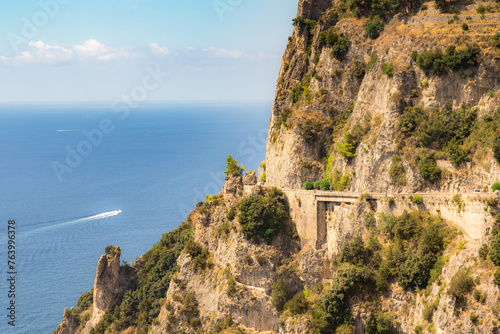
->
0, 0, 298, 102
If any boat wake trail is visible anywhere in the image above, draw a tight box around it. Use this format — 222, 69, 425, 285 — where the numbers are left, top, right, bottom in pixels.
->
23, 210, 122, 238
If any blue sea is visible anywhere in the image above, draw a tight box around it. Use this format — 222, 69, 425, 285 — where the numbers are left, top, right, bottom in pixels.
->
0, 102, 270, 334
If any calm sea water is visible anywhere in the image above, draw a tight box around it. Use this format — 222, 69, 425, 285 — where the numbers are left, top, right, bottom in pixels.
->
0, 102, 269, 334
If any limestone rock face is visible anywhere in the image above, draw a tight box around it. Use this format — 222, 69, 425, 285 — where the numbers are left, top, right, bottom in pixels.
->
243, 170, 258, 186
266, 0, 500, 193
83, 247, 125, 334
93, 250, 121, 311
223, 175, 243, 198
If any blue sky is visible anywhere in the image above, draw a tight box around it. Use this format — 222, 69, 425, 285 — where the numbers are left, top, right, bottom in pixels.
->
0, 0, 298, 102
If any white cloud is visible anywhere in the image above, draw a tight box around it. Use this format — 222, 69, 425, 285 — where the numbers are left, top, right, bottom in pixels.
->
0, 41, 73, 65
149, 42, 171, 56
0, 39, 137, 65
201, 47, 243, 59
73, 39, 136, 61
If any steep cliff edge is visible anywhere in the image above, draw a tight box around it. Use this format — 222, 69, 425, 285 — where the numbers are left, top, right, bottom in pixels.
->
266, 0, 500, 193
54, 1, 500, 334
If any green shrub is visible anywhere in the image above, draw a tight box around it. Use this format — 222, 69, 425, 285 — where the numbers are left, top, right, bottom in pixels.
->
470, 313, 478, 323
256, 254, 267, 266
314, 180, 322, 189
275, 108, 292, 130
331, 39, 349, 59
180, 291, 200, 321
366, 312, 396, 334
434, 0, 446, 12
493, 268, 500, 285
284, 291, 310, 315
390, 155, 407, 186
400, 102, 476, 153
462, 23, 469, 31
319, 26, 349, 59
335, 324, 354, 333
337, 122, 365, 160
190, 317, 201, 327
399, 106, 424, 136
493, 134, 500, 164
447, 139, 468, 167
225, 267, 236, 297
314, 265, 375, 332
313, 52, 321, 64
226, 208, 236, 221
184, 240, 209, 269
378, 210, 447, 289
292, 16, 316, 31
412, 44, 480, 75
340, 235, 365, 265
351, 60, 366, 78
330, 171, 352, 191
492, 33, 500, 48
478, 244, 489, 259
291, 85, 303, 103
238, 187, 289, 244
243, 255, 253, 265
303, 181, 314, 190
492, 182, 500, 192
447, 268, 474, 301
366, 16, 385, 39
422, 299, 439, 321
489, 227, 500, 266
398, 250, 436, 289
299, 118, 321, 144
379, 213, 397, 238
77, 290, 93, 310
271, 277, 289, 311
319, 180, 331, 190
420, 4, 428, 11
416, 152, 441, 183
225, 155, 244, 177
473, 288, 486, 303
366, 53, 378, 71
412, 196, 423, 204
477, 6, 485, 14
375, 313, 396, 333
364, 211, 376, 229
381, 62, 394, 77
319, 26, 341, 46
442, 44, 481, 70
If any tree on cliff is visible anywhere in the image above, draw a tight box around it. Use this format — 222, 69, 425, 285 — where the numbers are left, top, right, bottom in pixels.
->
225, 155, 245, 177
493, 133, 500, 165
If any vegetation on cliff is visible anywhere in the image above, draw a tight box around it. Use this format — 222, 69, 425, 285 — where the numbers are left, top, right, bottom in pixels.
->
239, 187, 290, 244
88, 222, 193, 334
310, 209, 453, 333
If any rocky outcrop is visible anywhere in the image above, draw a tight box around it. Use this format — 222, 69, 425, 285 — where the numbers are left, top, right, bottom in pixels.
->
82, 246, 131, 334
266, 0, 500, 193
55, 308, 80, 334
243, 170, 258, 186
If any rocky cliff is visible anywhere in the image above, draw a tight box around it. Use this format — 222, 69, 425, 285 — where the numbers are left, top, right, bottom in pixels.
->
54, 1, 500, 334
266, 0, 500, 194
